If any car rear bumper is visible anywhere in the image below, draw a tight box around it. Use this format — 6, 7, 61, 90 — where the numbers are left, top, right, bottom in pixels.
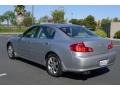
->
62, 51, 116, 72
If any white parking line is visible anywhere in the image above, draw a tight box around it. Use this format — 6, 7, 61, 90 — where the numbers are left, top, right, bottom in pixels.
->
0, 73, 7, 77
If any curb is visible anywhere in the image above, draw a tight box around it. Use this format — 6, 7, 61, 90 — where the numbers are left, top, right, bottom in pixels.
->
106, 38, 120, 41
110, 39, 120, 41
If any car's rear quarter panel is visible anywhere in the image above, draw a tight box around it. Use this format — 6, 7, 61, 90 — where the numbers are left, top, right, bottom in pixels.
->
51, 37, 116, 72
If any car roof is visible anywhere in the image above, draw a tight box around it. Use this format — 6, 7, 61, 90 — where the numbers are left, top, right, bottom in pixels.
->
39, 23, 81, 28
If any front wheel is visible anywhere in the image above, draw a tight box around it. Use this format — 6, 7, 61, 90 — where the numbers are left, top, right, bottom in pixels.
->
46, 53, 62, 77
7, 44, 16, 59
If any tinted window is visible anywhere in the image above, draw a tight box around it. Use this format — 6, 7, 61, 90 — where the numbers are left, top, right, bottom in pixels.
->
23, 26, 39, 38
59, 26, 97, 38
39, 27, 55, 39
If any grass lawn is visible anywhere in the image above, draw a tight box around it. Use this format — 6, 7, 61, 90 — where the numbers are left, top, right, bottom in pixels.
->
0, 26, 26, 33
0, 29, 26, 33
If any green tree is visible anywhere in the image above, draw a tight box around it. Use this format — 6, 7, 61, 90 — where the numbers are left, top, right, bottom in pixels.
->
69, 19, 85, 26
84, 15, 97, 31
0, 15, 4, 24
25, 11, 32, 17
69, 19, 79, 25
14, 5, 26, 26
52, 9, 65, 23
96, 20, 101, 29
23, 16, 33, 27
101, 18, 111, 29
114, 30, 120, 38
78, 19, 85, 26
113, 17, 119, 22
14, 5, 26, 16
3, 11, 15, 26
39, 16, 49, 24
48, 18, 53, 23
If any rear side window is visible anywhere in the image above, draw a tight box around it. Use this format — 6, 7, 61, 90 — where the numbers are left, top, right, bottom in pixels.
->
39, 26, 55, 39
59, 26, 97, 38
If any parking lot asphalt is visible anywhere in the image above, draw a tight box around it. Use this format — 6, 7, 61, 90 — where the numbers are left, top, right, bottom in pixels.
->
0, 35, 120, 85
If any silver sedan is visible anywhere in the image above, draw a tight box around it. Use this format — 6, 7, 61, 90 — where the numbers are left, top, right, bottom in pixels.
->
7, 24, 116, 77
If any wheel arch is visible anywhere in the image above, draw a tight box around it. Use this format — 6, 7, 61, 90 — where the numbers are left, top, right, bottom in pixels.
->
7, 41, 12, 48
45, 51, 59, 61
45, 51, 66, 71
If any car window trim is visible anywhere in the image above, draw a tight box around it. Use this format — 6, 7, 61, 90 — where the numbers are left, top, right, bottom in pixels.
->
23, 26, 40, 38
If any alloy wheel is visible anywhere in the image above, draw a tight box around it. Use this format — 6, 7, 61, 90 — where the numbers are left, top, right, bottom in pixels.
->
46, 54, 62, 77
47, 56, 59, 74
7, 44, 15, 59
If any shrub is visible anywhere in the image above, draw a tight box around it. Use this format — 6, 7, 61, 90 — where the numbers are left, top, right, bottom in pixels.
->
114, 30, 120, 39
94, 29, 107, 38
22, 17, 33, 27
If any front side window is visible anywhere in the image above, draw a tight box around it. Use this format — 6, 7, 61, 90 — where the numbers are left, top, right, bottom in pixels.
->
39, 26, 55, 39
59, 26, 97, 38
23, 26, 39, 38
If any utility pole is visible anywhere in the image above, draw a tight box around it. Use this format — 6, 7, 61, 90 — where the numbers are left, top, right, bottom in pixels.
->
32, 5, 34, 25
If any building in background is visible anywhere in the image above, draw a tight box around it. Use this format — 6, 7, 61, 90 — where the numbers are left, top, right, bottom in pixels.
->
104, 22, 120, 38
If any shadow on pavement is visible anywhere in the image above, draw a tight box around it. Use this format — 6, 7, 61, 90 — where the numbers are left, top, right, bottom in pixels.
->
16, 57, 109, 81
16, 57, 46, 71
62, 67, 109, 80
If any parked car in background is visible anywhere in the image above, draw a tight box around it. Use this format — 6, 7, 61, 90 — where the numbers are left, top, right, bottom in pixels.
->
7, 24, 116, 77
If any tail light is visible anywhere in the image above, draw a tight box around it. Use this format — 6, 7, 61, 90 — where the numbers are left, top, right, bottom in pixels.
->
70, 42, 93, 52
108, 41, 113, 49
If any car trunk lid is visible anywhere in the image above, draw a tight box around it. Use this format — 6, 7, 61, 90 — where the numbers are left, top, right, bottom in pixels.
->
71, 37, 110, 56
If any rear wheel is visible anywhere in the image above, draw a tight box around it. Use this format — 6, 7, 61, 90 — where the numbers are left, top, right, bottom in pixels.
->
7, 44, 16, 59
46, 53, 62, 77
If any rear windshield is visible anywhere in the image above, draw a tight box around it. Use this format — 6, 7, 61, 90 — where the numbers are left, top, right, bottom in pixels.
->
59, 26, 98, 38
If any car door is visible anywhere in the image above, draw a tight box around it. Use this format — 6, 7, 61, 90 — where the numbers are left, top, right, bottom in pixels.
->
28, 26, 55, 65
17, 26, 40, 60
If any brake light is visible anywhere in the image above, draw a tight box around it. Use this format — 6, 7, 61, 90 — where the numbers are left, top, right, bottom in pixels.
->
70, 42, 93, 52
108, 41, 113, 49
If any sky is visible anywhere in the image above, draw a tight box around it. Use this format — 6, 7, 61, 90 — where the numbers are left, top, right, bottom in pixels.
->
0, 5, 120, 20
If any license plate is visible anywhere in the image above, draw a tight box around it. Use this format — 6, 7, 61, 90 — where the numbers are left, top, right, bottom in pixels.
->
100, 59, 109, 66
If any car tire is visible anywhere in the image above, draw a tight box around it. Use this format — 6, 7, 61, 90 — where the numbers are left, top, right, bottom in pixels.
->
7, 43, 16, 59
46, 53, 62, 77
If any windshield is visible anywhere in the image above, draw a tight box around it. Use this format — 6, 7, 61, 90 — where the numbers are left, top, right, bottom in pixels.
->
59, 26, 98, 38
